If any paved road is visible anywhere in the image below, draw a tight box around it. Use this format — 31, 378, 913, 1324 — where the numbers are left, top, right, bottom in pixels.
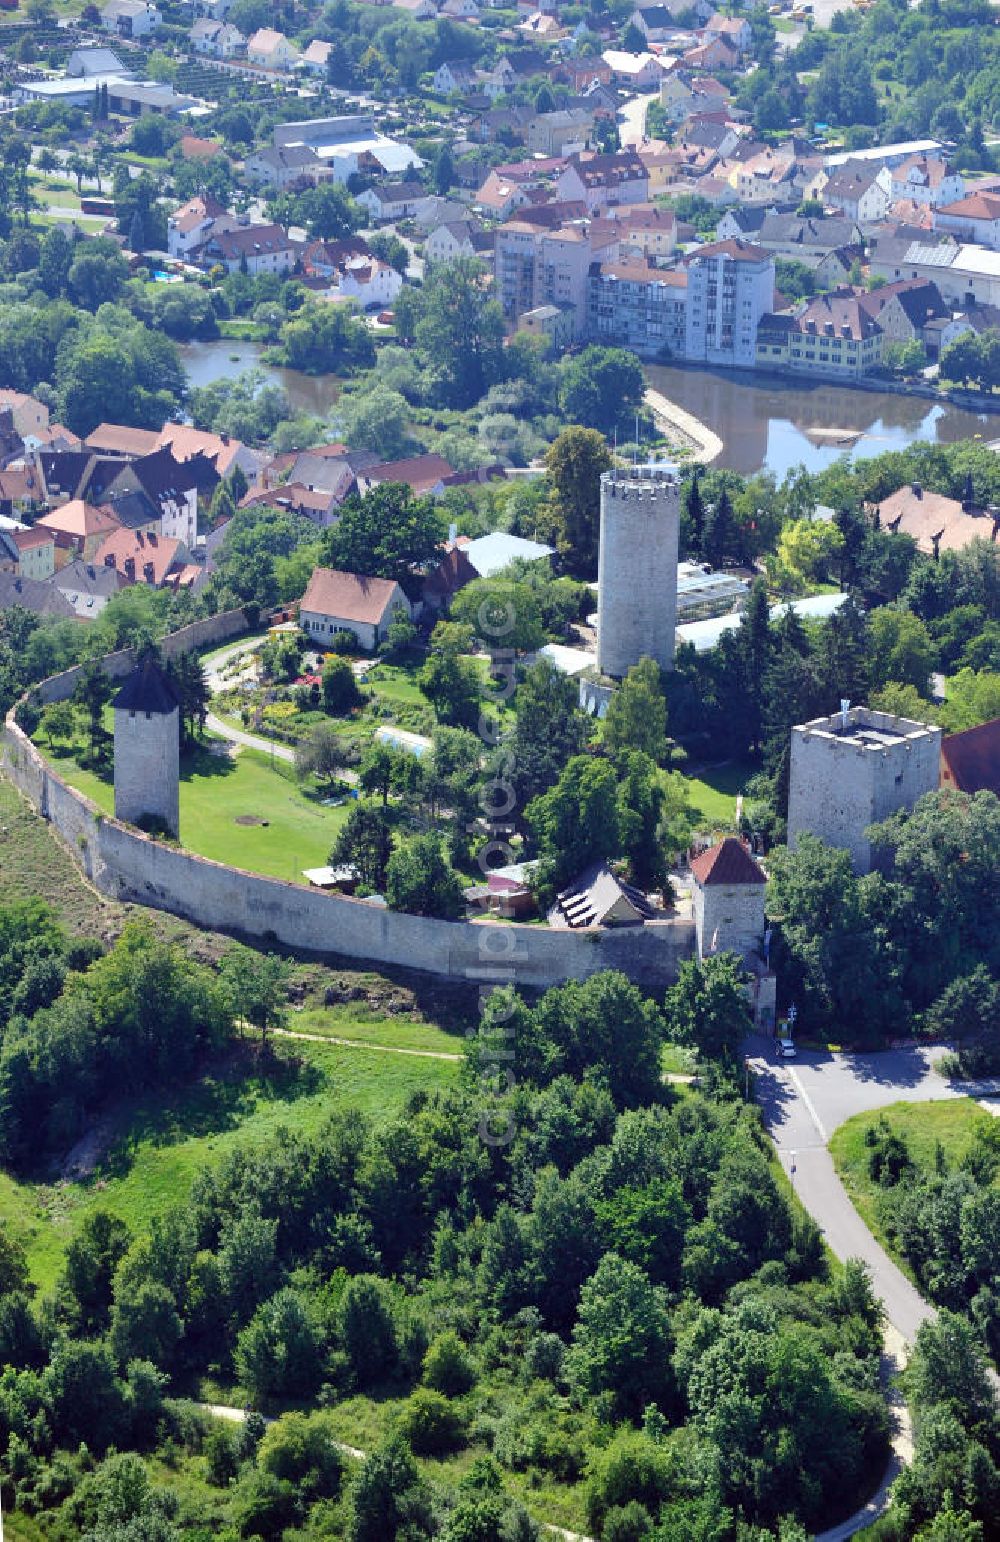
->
748, 1035, 999, 1343
203, 637, 297, 764
618, 90, 659, 148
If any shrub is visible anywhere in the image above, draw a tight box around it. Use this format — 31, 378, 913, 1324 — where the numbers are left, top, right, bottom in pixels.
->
393, 1389, 466, 1456
422, 1330, 475, 1396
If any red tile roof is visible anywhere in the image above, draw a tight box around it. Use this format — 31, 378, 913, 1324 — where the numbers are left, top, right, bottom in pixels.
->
937, 190, 1000, 221
940, 718, 1000, 798
86, 423, 160, 457
690, 838, 765, 886
38, 499, 120, 541
94, 527, 182, 587
688, 238, 769, 263
300, 566, 403, 625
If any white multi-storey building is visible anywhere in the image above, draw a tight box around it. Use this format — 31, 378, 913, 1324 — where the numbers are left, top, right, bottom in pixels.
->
684, 240, 775, 369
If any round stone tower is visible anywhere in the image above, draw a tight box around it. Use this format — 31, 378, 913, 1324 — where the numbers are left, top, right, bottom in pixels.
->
112, 653, 181, 838
597, 463, 681, 679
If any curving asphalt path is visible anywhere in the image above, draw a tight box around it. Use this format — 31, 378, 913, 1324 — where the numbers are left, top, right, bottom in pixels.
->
747, 1036, 1000, 1539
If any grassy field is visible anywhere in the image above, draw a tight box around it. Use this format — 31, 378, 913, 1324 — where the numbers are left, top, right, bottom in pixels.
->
681, 758, 756, 827
0, 1035, 460, 1294
49, 736, 351, 884
292, 1003, 466, 1054
830, 1098, 994, 1246
0, 774, 116, 939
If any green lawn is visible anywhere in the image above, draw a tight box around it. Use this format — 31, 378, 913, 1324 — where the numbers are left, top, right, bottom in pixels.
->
30, 176, 82, 208
363, 660, 432, 710
680, 758, 756, 827
217, 318, 269, 341
0, 774, 113, 937
830, 1098, 995, 1247
0, 1037, 460, 1294
51, 738, 351, 885
292, 1003, 466, 1054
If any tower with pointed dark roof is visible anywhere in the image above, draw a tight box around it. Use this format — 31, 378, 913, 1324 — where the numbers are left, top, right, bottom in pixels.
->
112, 654, 181, 837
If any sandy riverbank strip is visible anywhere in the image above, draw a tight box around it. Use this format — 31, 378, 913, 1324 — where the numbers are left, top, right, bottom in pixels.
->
644, 387, 723, 463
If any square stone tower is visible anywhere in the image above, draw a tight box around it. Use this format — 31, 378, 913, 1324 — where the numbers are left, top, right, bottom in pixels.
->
787, 706, 941, 874
112, 654, 181, 838
691, 837, 767, 960
597, 463, 680, 679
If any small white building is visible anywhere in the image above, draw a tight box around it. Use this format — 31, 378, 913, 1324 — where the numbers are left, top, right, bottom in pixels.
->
434, 60, 477, 95
66, 45, 126, 76
102, 0, 160, 37
246, 27, 300, 70
327, 255, 402, 309
298, 39, 333, 75
300, 567, 411, 651
425, 219, 479, 265
356, 182, 434, 224
167, 193, 237, 259
195, 222, 297, 275
244, 144, 328, 191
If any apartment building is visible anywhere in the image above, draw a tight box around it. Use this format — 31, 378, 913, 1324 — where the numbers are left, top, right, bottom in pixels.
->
756, 292, 883, 378
684, 241, 774, 369
587, 262, 688, 357
494, 219, 612, 335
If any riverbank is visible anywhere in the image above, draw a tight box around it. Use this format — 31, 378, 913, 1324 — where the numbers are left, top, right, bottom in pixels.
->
643, 362, 998, 477
644, 387, 723, 462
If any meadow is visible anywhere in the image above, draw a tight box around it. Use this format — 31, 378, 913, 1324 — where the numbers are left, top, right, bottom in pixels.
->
830, 1097, 996, 1249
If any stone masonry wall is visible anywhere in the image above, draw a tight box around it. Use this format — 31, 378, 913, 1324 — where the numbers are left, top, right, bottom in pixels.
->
788, 710, 941, 873
693, 880, 765, 961
2, 647, 695, 992
31, 609, 251, 708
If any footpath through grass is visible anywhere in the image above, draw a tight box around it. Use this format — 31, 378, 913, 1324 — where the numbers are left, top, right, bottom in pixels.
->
0, 1035, 460, 1295
830, 1098, 994, 1248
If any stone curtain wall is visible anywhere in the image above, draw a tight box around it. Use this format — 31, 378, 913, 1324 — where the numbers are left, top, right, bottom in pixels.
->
32, 608, 252, 708
1, 612, 695, 989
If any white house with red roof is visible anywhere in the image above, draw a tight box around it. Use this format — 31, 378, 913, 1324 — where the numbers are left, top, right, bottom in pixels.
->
935, 189, 1000, 250
300, 567, 411, 651
167, 193, 239, 259
889, 156, 963, 210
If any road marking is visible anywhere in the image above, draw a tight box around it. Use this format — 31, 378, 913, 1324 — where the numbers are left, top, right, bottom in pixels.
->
786, 1064, 829, 1144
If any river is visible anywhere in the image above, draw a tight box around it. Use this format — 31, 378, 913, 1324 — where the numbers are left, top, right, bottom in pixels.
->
644, 364, 997, 479
180, 339, 343, 420
179, 339, 997, 479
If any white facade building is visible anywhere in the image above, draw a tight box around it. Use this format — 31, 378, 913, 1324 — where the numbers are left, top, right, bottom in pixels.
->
684, 240, 774, 369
